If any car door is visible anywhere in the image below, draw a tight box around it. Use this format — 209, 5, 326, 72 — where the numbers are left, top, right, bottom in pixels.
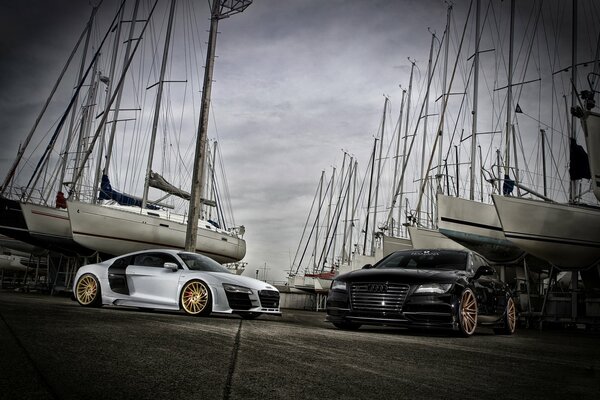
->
126, 252, 182, 307
471, 255, 497, 316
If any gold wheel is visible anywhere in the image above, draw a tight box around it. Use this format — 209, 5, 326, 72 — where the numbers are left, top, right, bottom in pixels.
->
181, 281, 211, 316
76, 274, 101, 307
459, 288, 477, 336
495, 297, 517, 335
506, 297, 516, 333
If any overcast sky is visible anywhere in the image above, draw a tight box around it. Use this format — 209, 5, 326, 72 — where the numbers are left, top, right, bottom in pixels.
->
1, 0, 598, 282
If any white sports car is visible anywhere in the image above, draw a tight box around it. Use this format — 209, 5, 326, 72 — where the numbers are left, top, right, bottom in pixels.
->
73, 249, 281, 319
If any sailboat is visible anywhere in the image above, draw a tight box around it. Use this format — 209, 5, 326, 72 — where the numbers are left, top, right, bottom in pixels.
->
66, 0, 249, 264
2, 1, 249, 266
491, 1, 600, 270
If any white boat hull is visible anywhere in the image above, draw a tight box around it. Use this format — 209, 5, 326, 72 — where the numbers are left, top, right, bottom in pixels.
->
67, 200, 246, 264
0, 254, 27, 272
437, 194, 524, 263
408, 226, 466, 250
581, 110, 600, 202
19, 203, 93, 255
492, 194, 600, 269
382, 235, 412, 257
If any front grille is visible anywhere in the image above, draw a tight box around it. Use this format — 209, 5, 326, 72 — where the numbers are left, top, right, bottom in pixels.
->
350, 282, 410, 315
225, 292, 253, 310
259, 290, 280, 308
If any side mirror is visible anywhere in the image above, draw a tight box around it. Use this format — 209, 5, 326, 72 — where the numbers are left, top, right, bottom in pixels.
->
473, 265, 494, 280
362, 264, 373, 270
163, 262, 179, 272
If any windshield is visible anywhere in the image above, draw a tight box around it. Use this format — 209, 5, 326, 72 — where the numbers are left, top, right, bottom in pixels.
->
375, 250, 468, 271
178, 252, 232, 274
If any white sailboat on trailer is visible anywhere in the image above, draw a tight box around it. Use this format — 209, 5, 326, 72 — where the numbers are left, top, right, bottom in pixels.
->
492, 1, 600, 270
67, 0, 250, 264
437, 0, 523, 263
0, 5, 105, 256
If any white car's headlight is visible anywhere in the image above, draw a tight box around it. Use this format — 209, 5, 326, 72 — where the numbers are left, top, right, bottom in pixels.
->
223, 283, 253, 294
331, 280, 347, 291
414, 283, 452, 294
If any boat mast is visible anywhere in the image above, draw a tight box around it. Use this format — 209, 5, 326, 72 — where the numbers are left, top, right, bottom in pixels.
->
185, 0, 252, 252
417, 32, 436, 224
470, 0, 481, 201
92, 5, 126, 204
0, 7, 98, 197
389, 88, 406, 235
67, 1, 160, 195
142, 0, 177, 210
103, 0, 141, 178
437, 4, 452, 195
314, 170, 324, 271
570, 0, 578, 203
362, 138, 377, 256
504, 0, 515, 191
371, 97, 388, 255
341, 156, 353, 265
397, 60, 416, 235
331, 153, 348, 268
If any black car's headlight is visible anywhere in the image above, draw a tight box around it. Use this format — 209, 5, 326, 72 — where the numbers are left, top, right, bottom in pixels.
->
414, 283, 452, 294
223, 283, 253, 294
330, 280, 347, 291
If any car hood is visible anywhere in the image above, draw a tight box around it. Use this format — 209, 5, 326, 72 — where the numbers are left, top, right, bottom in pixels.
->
336, 268, 469, 284
195, 272, 278, 292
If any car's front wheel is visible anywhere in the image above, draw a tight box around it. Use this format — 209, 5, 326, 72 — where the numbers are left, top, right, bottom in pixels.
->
458, 288, 477, 337
75, 273, 102, 307
494, 297, 517, 335
180, 280, 212, 316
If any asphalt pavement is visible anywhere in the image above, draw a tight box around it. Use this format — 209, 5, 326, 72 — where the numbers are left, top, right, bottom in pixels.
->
0, 289, 599, 399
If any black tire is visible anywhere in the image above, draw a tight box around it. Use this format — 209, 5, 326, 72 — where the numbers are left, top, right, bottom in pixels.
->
332, 320, 362, 330
180, 280, 212, 316
458, 288, 478, 337
494, 297, 517, 335
75, 273, 102, 307
240, 312, 261, 320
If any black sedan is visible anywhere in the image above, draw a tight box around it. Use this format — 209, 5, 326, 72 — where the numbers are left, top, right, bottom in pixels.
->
326, 249, 516, 336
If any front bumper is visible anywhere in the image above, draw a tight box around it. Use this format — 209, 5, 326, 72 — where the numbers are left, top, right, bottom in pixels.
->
326, 289, 460, 330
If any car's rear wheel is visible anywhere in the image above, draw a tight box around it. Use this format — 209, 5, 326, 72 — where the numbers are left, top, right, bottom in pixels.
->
332, 320, 361, 330
75, 274, 102, 307
458, 288, 477, 337
494, 297, 517, 335
180, 280, 212, 316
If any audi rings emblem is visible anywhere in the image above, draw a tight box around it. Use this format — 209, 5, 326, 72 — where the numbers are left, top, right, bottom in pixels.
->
368, 283, 388, 293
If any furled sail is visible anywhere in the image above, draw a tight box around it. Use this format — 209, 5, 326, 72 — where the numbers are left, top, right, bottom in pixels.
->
99, 174, 159, 210
148, 171, 216, 207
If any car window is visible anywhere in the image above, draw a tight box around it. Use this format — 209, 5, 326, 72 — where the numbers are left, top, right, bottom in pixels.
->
178, 252, 231, 273
133, 253, 180, 268
375, 250, 468, 271
110, 255, 132, 270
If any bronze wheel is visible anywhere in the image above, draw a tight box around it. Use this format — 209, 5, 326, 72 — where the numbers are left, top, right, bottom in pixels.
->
458, 288, 477, 337
180, 280, 212, 316
494, 297, 517, 335
75, 274, 102, 307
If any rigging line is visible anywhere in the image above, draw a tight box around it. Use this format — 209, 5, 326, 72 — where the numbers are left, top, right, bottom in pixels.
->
215, 143, 235, 226
414, 0, 473, 216
291, 172, 325, 274
23, 1, 126, 201
0, 6, 98, 196
317, 160, 354, 271
70, 0, 160, 196
319, 165, 355, 272
295, 175, 334, 275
